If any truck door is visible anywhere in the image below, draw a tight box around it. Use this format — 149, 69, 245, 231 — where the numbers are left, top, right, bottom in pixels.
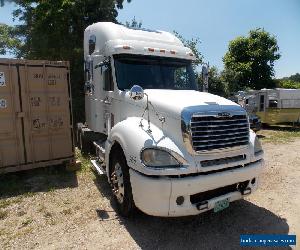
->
85, 54, 107, 134
101, 60, 114, 134
86, 54, 114, 135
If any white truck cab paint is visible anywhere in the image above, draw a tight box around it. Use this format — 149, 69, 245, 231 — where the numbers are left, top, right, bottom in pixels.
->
78, 22, 264, 217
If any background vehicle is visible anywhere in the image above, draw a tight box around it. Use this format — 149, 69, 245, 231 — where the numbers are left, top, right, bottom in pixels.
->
77, 22, 264, 217
237, 88, 300, 125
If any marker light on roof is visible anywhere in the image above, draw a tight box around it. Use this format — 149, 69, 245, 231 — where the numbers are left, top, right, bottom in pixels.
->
123, 45, 131, 49
160, 49, 166, 53
170, 50, 176, 54
148, 48, 155, 52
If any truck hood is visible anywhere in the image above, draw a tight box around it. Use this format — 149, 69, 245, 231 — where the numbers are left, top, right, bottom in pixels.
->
144, 89, 242, 119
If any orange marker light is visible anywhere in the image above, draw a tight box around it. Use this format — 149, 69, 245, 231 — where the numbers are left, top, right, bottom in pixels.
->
123, 45, 131, 49
148, 48, 155, 52
170, 50, 176, 54
160, 49, 166, 53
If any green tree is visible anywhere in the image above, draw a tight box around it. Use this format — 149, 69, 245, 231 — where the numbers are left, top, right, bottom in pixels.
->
207, 66, 227, 97
280, 73, 300, 83
125, 16, 142, 28
173, 31, 204, 92
275, 72, 300, 89
0, 23, 21, 55
279, 80, 300, 89
1, 0, 131, 122
173, 31, 203, 67
223, 28, 280, 93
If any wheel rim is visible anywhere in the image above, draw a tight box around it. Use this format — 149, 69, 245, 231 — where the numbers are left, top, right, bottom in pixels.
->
111, 163, 124, 203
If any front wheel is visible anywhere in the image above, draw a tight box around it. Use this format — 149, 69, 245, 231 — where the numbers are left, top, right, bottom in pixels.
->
110, 150, 135, 217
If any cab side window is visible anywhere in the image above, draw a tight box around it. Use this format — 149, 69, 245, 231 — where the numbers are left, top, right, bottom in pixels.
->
89, 35, 96, 55
104, 67, 114, 91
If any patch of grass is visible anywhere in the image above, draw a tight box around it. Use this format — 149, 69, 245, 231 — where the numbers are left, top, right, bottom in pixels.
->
21, 218, 33, 227
47, 187, 56, 193
63, 199, 71, 205
43, 211, 57, 226
0, 200, 12, 209
61, 208, 72, 215
44, 211, 53, 218
75, 148, 92, 173
17, 210, 26, 217
0, 228, 6, 236
0, 197, 23, 210
258, 128, 300, 144
0, 210, 8, 220
23, 192, 35, 198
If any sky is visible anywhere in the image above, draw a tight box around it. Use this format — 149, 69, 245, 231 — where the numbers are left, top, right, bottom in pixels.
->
1, 0, 299, 78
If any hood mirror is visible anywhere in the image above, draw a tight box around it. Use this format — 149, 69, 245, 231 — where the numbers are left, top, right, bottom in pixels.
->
129, 85, 144, 101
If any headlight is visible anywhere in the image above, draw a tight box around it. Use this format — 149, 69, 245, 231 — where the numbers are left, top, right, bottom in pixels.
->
141, 148, 185, 169
254, 137, 263, 156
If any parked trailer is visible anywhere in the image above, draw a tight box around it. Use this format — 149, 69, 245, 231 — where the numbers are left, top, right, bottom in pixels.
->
240, 88, 300, 125
0, 59, 74, 173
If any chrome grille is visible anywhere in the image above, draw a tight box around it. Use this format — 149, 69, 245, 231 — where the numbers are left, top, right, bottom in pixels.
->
190, 114, 249, 152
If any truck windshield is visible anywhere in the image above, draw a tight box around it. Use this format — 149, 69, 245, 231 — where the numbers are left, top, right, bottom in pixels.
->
114, 54, 197, 91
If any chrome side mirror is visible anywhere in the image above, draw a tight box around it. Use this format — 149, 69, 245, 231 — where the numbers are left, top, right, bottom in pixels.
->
129, 85, 144, 101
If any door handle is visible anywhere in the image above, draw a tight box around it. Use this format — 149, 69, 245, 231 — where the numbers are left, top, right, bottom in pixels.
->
101, 97, 111, 105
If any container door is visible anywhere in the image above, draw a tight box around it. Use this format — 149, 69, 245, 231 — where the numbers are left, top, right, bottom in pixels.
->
0, 62, 26, 168
19, 63, 73, 163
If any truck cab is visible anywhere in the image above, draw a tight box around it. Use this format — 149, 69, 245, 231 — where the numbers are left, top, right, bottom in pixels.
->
78, 22, 264, 217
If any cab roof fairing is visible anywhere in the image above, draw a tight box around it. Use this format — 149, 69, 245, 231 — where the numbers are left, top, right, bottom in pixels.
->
103, 40, 197, 61
84, 22, 196, 60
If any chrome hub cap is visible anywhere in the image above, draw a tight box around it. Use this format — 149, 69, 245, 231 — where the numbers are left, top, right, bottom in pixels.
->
111, 163, 124, 203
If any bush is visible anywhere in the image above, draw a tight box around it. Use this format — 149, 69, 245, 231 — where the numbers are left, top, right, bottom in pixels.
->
279, 80, 300, 89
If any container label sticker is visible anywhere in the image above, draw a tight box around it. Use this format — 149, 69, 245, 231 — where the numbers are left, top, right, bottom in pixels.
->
0, 72, 5, 86
32, 118, 46, 129
0, 99, 7, 108
49, 117, 64, 128
49, 96, 61, 106
30, 97, 41, 107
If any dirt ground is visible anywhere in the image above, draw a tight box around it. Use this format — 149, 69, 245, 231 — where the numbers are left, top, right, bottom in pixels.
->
0, 128, 299, 250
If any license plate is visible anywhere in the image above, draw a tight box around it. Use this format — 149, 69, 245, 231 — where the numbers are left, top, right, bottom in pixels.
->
214, 198, 229, 213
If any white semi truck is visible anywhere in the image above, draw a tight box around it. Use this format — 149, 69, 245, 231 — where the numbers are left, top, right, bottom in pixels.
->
77, 22, 264, 217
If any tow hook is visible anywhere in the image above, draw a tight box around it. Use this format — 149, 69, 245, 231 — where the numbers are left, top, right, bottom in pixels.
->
242, 188, 252, 195
196, 201, 208, 211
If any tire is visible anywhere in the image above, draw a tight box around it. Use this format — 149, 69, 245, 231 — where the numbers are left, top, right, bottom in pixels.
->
77, 128, 82, 150
76, 123, 84, 147
110, 149, 135, 217
79, 130, 90, 155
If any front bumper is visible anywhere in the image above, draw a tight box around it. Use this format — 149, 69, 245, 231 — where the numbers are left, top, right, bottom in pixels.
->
129, 160, 263, 217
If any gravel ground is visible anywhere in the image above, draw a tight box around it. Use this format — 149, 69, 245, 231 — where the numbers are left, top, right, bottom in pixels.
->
0, 129, 299, 250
